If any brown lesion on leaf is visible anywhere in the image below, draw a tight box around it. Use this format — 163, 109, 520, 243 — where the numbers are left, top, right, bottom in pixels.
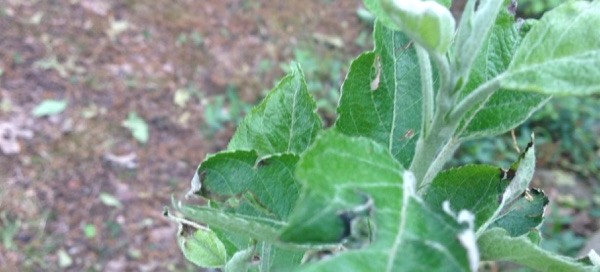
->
403, 129, 415, 140
499, 168, 517, 180
370, 55, 381, 91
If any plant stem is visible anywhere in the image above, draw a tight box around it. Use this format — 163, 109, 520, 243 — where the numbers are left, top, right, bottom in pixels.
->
416, 45, 434, 137
411, 54, 455, 189
450, 75, 503, 121
420, 137, 460, 190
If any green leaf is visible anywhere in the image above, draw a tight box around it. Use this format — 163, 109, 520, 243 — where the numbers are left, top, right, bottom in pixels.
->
336, 22, 422, 167
369, 0, 455, 53
489, 188, 548, 237
32, 99, 68, 117
282, 131, 476, 271
193, 151, 300, 221
122, 112, 149, 144
364, 0, 451, 33
502, 1, 600, 95
425, 165, 507, 230
228, 63, 322, 156
425, 140, 537, 234
458, 10, 550, 139
178, 205, 285, 246
478, 228, 596, 271
257, 243, 304, 272
223, 244, 255, 272
497, 141, 536, 215
453, 0, 504, 83
177, 226, 227, 268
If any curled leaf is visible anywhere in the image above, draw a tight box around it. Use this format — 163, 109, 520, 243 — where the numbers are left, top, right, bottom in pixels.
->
379, 0, 455, 53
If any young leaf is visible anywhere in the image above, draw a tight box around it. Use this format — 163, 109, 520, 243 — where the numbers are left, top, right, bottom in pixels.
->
424, 165, 508, 229
228, 63, 322, 156
122, 112, 149, 144
32, 99, 68, 117
257, 243, 304, 272
502, 1, 600, 95
177, 226, 227, 268
281, 131, 475, 271
364, 0, 451, 33
478, 228, 596, 271
192, 151, 300, 221
425, 139, 537, 234
372, 0, 455, 53
336, 22, 423, 167
489, 188, 548, 237
453, 0, 504, 85
195, 150, 258, 197
178, 205, 285, 245
223, 244, 255, 272
457, 10, 550, 139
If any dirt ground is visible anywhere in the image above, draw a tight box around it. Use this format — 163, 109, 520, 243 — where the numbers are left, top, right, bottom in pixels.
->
0, 0, 367, 271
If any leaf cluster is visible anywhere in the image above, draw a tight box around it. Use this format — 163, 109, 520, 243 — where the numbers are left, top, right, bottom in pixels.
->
170, 1, 600, 271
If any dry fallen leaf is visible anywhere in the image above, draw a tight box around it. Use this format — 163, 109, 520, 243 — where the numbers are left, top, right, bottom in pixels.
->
0, 122, 33, 155
103, 152, 138, 169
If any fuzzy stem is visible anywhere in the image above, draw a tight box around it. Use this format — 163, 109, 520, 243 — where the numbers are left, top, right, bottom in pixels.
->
416, 45, 435, 137
450, 75, 503, 121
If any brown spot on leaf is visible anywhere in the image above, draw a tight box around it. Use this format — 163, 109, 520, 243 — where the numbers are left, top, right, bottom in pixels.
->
370, 56, 381, 91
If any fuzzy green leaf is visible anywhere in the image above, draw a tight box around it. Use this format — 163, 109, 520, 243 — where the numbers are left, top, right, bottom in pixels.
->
453, 0, 504, 83
282, 131, 476, 271
502, 1, 600, 95
364, 0, 451, 33
178, 227, 227, 268
257, 243, 304, 272
478, 228, 597, 271
228, 63, 322, 156
458, 9, 549, 139
370, 0, 455, 53
336, 22, 422, 167
425, 140, 537, 235
193, 151, 300, 221
425, 165, 507, 229
179, 205, 285, 245
223, 244, 255, 272
490, 188, 548, 237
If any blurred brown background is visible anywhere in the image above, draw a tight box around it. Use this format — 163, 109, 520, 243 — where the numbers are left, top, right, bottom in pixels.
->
0, 0, 368, 270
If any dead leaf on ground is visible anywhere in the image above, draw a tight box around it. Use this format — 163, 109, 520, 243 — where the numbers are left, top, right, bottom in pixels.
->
103, 152, 138, 169
0, 122, 34, 155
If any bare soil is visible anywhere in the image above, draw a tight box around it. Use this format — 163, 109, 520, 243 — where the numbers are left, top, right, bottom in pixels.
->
0, 0, 366, 270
